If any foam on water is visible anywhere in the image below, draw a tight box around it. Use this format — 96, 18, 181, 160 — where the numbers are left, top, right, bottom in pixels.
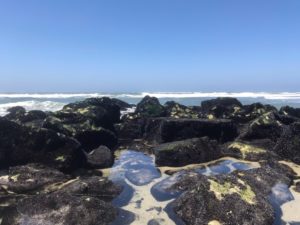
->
0, 100, 65, 116
0, 92, 300, 99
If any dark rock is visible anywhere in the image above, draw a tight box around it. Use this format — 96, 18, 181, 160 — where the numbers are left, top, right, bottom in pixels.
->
1, 192, 117, 225
4, 106, 26, 120
144, 118, 238, 144
280, 106, 300, 119
201, 97, 242, 119
63, 97, 121, 126
239, 112, 283, 142
135, 96, 166, 117
154, 137, 221, 167
223, 139, 278, 161
111, 98, 132, 110
0, 118, 86, 172
0, 164, 69, 194
273, 122, 300, 163
295, 182, 300, 193
43, 98, 120, 151
201, 97, 242, 111
117, 116, 147, 144
75, 128, 117, 152
164, 101, 199, 119
231, 103, 277, 123
170, 161, 292, 225
86, 145, 114, 169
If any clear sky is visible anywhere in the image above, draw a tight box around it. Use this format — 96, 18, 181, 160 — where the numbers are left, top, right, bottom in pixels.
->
0, 0, 299, 92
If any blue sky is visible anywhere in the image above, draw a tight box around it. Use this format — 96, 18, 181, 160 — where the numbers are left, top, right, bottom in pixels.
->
0, 0, 299, 92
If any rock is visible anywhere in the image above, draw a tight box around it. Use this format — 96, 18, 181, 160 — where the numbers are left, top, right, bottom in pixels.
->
239, 112, 283, 142
0, 118, 86, 172
1, 192, 117, 225
295, 182, 300, 193
43, 98, 120, 151
135, 96, 166, 117
280, 106, 300, 119
273, 122, 300, 163
144, 118, 238, 144
201, 97, 242, 111
201, 97, 242, 119
86, 145, 114, 169
111, 98, 132, 110
116, 117, 146, 144
0, 163, 69, 194
62, 97, 121, 127
170, 161, 293, 225
154, 137, 221, 167
231, 103, 277, 123
4, 106, 26, 120
74, 128, 117, 152
223, 139, 278, 161
164, 101, 199, 119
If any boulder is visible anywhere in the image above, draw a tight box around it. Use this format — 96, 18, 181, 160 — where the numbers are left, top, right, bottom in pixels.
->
295, 182, 300, 193
154, 137, 221, 167
280, 106, 300, 119
239, 112, 283, 142
223, 139, 278, 161
0, 118, 86, 172
164, 101, 199, 119
144, 118, 238, 144
273, 122, 300, 163
111, 98, 132, 110
1, 192, 117, 225
135, 96, 166, 117
86, 145, 114, 169
201, 97, 242, 119
169, 161, 293, 225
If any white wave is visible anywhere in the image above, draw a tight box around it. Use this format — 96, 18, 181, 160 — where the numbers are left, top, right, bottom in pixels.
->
0, 92, 300, 100
0, 101, 65, 116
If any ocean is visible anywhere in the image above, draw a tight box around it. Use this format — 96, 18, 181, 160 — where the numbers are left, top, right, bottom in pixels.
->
0, 92, 300, 116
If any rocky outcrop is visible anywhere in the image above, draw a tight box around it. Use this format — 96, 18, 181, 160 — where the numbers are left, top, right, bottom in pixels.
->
201, 97, 242, 119
1, 192, 117, 225
164, 101, 199, 119
144, 118, 238, 144
280, 106, 300, 119
0, 118, 85, 172
239, 112, 283, 142
0, 163, 122, 225
169, 161, 294, 225
154, 137, 221, 167
273, 122, 300, 163
135, 96, 166, 117
86, 145, 114, 169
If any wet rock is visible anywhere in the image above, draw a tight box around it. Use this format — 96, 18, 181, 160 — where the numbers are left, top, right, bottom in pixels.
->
170, 161, 293, 225
4, 106, 26, 120
0, 118, 86, 172
144, 118, 238, 144
154, 137, 221, 167
1, 192, 117, 225
223, 139, 278, 161
295, 182, 300, 193
201, 97, 242, 119
86, 145, 114, 169
111, 98, 132, 110
280, 106, 300, 119
135, 96, 166, 117
274, 122, 300, 163
164, 101, 199, 119
231, 103, 277, 123
239, 112, 283, 142
201, 97, 242, 111
74, 128, 117, 151
62, 97, 120, 126
0, 163, 69, 194
43, 98, 120, 151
